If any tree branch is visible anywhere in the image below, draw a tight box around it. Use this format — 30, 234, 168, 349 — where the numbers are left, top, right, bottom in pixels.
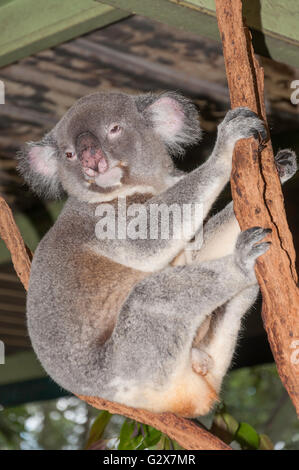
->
0, 197, 32, 290
0, 194, 230, 450
79, 395, 230, 450
215, 0, 299, 414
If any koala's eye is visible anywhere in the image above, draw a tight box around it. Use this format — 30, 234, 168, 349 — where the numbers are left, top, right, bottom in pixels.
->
65, 151, 76, 160
108, 124, 122, 137
65, 150, 77, 162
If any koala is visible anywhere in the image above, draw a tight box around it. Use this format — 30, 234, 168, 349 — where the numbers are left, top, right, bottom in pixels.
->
18, 91, 297, 417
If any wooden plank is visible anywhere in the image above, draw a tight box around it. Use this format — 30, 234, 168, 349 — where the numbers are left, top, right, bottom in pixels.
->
66, 37, 230, 102
97, 0, 299, 68
0, 0, 130, 68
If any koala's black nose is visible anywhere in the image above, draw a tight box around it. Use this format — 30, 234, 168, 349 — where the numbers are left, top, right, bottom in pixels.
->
76, 131, 108, 175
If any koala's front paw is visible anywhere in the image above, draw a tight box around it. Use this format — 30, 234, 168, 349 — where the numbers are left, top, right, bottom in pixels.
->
275, 149, 298, 184
235, 227, 271, 281
219, 107, 267, 145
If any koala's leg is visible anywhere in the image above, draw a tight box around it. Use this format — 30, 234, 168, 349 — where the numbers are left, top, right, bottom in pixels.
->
192, 201, 238, 263
188, 204, 258, 379
187, 203, 257, 378
187, 149, 297, 376
107, 227, 270, 417
186, 147, 297, 368
192, 285, 259, 387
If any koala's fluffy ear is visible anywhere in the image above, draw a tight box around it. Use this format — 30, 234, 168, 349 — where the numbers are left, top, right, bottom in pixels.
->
17, 134, 63, 198
135, 92, 201, 156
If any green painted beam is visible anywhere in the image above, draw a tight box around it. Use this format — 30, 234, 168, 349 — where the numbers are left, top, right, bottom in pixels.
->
0, 351, 46, 385
0, 338, 69, 407
187, 0, 299, 43
1, 0, 298, 69
0, 0, 130, 68
97, 0, 299, 68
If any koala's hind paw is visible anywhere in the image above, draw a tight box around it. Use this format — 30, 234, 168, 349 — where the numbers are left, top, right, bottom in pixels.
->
275, 149, 298, 183
191, 348, 213, 377
219, 106, 267, 144
235, 227, 272, 280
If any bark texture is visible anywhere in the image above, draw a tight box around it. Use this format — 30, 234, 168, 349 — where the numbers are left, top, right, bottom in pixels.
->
0, 197, 32, 290
79, 395, 230, 450
215, 0, 299, 414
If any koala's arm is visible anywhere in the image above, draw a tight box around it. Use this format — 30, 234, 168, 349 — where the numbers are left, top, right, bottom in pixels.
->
92, 108, 266, 272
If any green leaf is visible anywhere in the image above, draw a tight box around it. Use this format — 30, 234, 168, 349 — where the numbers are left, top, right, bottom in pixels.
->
130, 434, 145, 450
85, 410, 112, 449
118, 419, 136, 450
259, 434, 274, 450
163, 437, 173, 450
211, 412, 238, 444
156, 436, 166, 450
143, 427, 162, 448
172, 439, 183, 450
223, 413, 239, 436
235, 422, 260, 450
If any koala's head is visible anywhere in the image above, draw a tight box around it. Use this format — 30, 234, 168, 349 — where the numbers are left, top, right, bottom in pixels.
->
18, 91, 201, 202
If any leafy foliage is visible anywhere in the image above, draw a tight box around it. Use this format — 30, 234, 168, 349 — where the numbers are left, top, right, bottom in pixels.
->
211, 406, 273, 449
85, 412, 181, 450
222, 364, 299, 449
85, 411, 111, 450
0, 397, 98, 450
1, 364, 299, 450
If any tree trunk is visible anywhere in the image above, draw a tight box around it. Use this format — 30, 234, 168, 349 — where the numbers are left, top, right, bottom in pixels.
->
215, 0, 299, 415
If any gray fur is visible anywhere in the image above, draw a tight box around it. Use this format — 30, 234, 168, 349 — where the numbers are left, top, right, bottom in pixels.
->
20, 91, 297, 416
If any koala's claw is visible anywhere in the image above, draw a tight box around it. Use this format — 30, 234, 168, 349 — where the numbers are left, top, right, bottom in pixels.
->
237, 226, 272, 249
224, 106, 258, 123
275, 149, 298, 183
239, 225, 271, 249
235, 227, 272, 278
219, 106, 267, 145
249, 126, 267, 142
249, 241, 272, 259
